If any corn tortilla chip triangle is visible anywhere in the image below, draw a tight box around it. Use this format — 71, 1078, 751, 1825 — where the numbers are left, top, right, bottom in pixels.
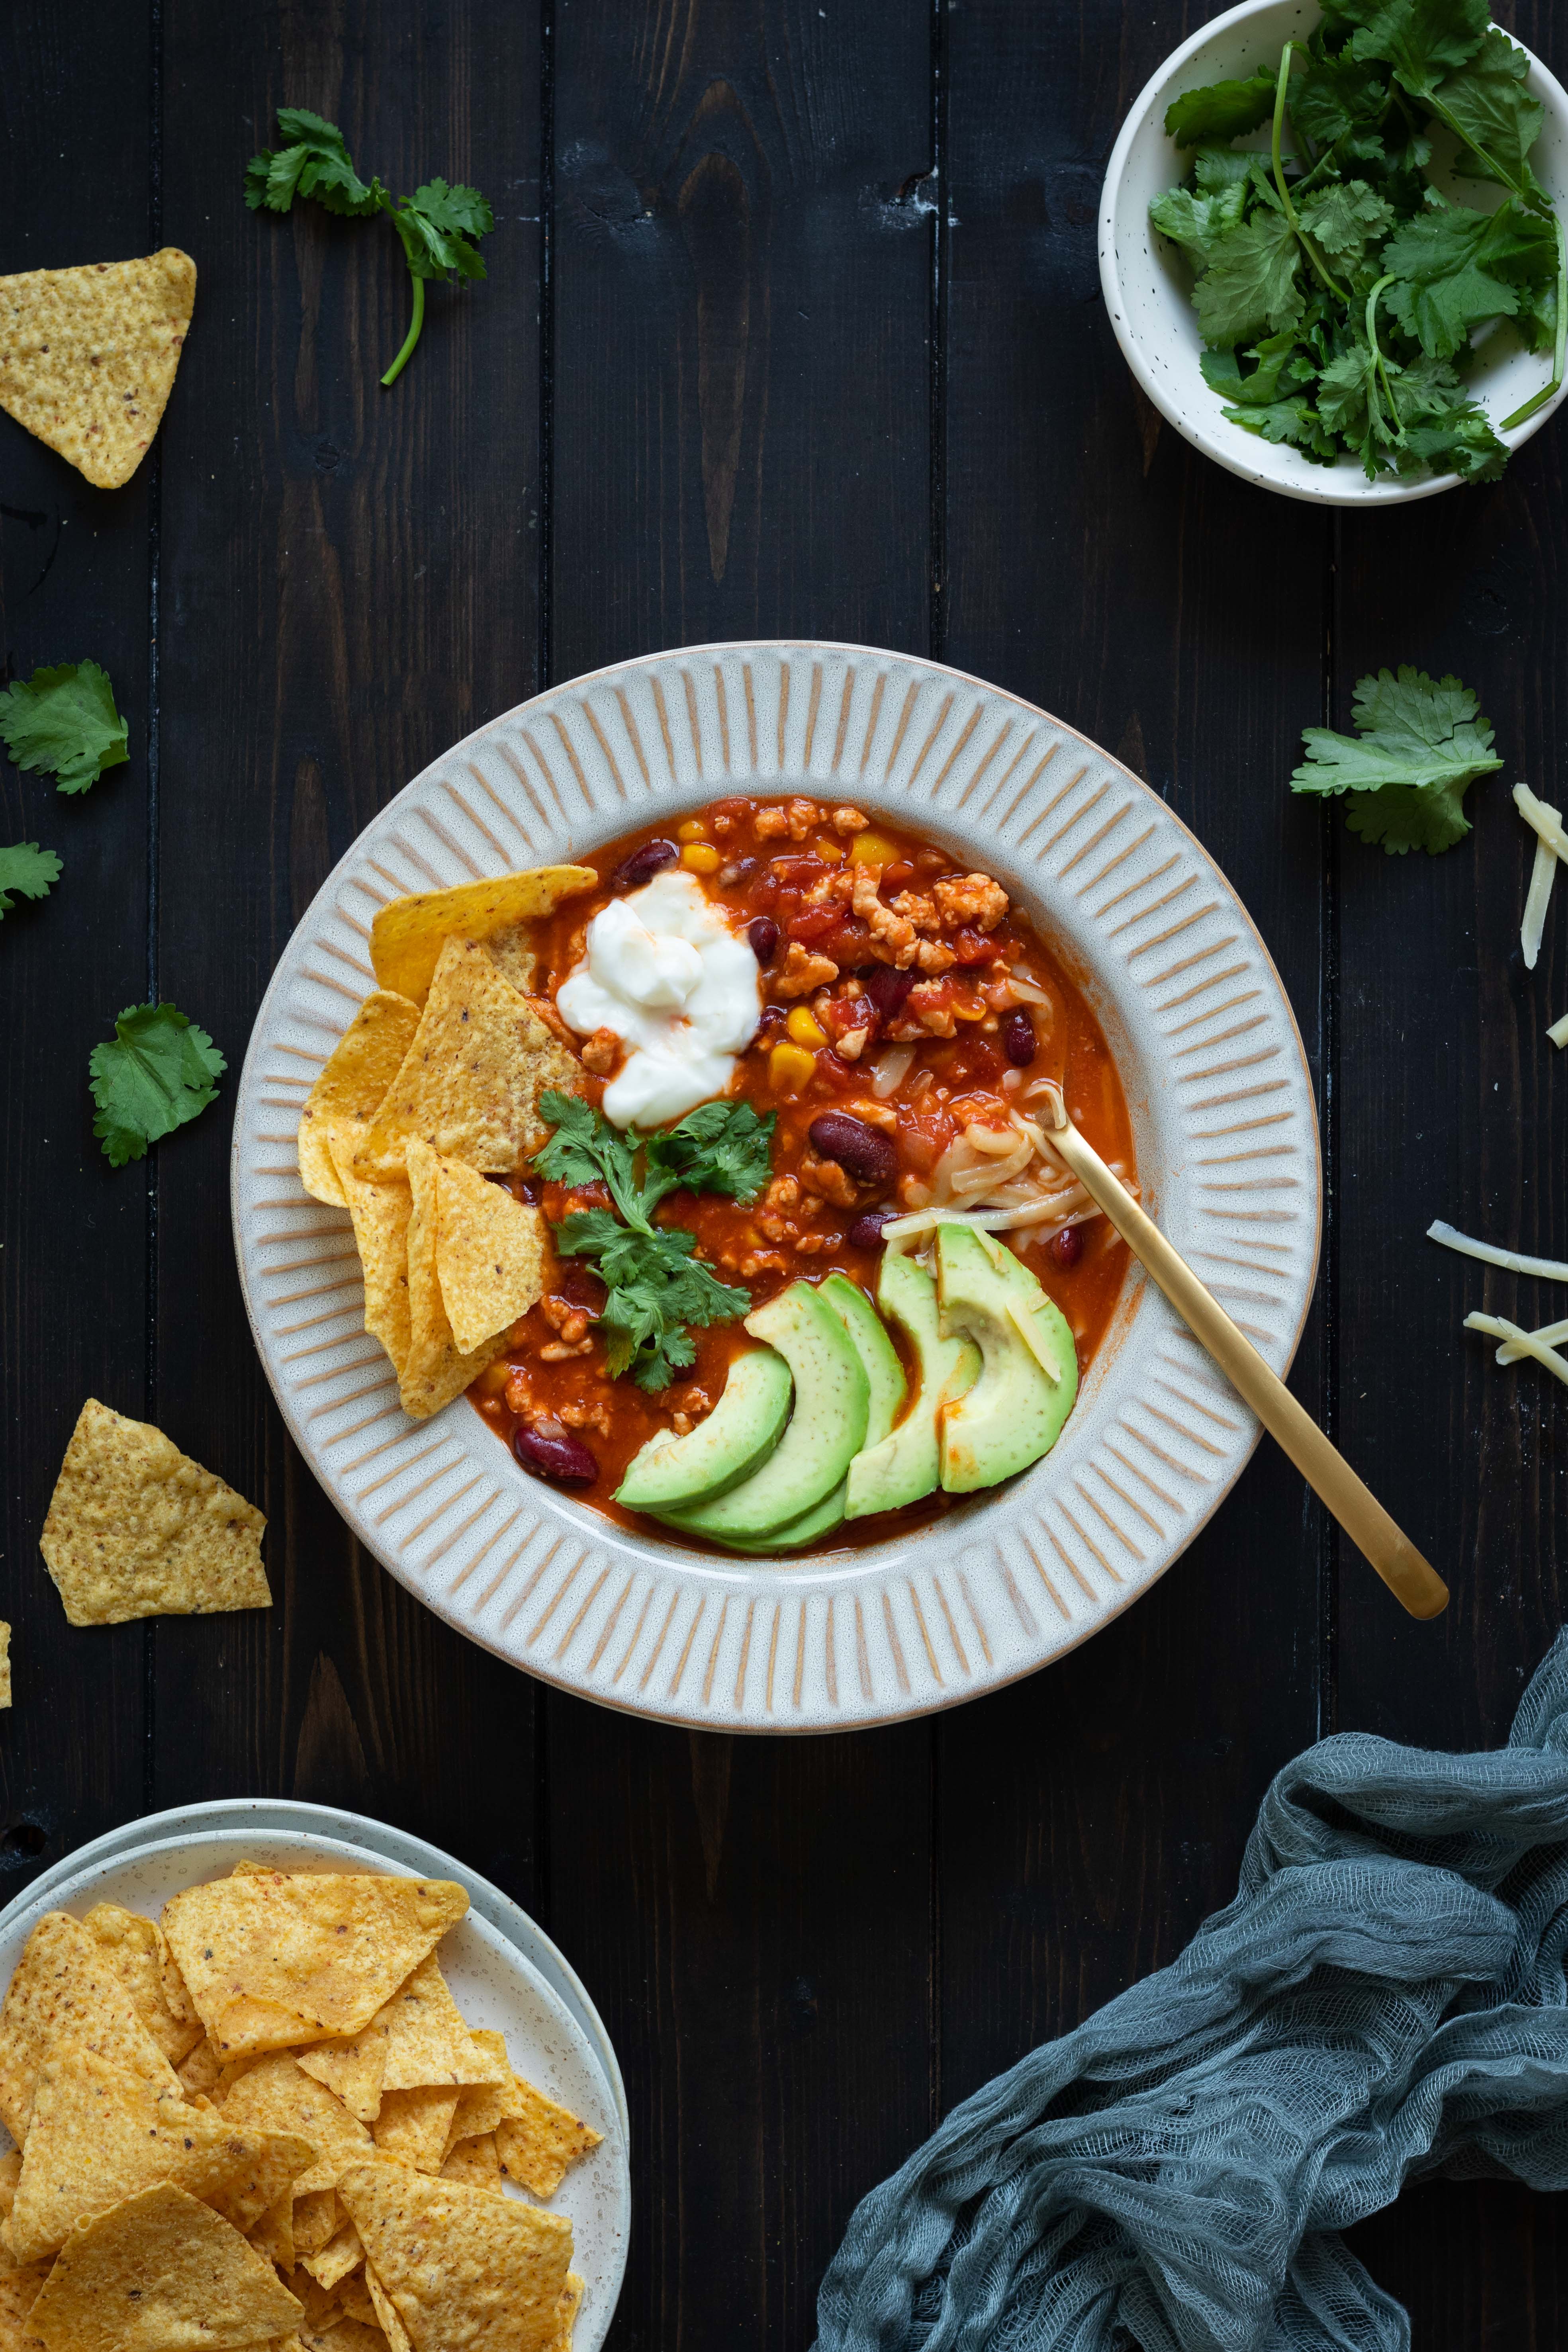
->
294, 2017, 391, 2126
208, 2054, 372, 2192
300, 2321, 382, 2352
298, 991, 422, 1207
290, 2189, 341, 2259
39, 1400, 270, 1628
493, 2063, 601, 2201
0, 250, 196, 491
372, 2086, 460, 2174
176, 2036, 223, 2098
0, 1913, 181, 2143
335, 2271, 379, 2329
249, 2192, 294, 2276
364, 2264, 414, 2352
339, 2164, 573, 2352
369, 869, 594, 1005
327, 1143, 413, 1379
399, 1141, 506, 1420
439, 2130, 502, 2195
25, 2183, 303, 2352
297, 1949, 499, 2123
552, 2274, 584, 2352
353, 939, 583, 1180
82, 1903, 203, 2067
300, 2217, 363, 2293
4, 2039, 313, 2263
161, 1870, 467, 2057
429, 1151, 550, 1355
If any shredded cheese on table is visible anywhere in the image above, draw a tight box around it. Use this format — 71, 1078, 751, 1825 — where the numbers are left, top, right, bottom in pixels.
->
1493, 1314, 1568, 1366
1464, 1311, 1568, 1390
1427, 1220, 1568, 1282
1548, 1013, 1568, 1049
1516, 785, 1565, 971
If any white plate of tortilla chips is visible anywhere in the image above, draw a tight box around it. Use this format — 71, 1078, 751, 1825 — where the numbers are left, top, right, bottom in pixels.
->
0, 1818, 629, 2352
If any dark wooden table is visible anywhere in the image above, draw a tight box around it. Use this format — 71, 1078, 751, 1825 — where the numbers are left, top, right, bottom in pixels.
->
2, 2, 1564, 2342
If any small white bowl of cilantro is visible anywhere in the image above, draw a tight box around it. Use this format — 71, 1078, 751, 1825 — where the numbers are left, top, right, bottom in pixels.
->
1098, 0, 1568, 503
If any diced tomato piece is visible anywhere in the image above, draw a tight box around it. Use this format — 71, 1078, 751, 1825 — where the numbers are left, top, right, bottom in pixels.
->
785, 907, 838, 945
951, 927, 993, 966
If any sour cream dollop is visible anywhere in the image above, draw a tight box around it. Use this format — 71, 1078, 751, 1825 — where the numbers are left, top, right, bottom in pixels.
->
556, 869, 762, 1128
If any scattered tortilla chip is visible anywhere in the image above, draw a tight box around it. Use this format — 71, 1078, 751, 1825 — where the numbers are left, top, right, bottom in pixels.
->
328, 1144, 413, 1379
369, 871, 594, 1006
429, 1151, 550, 1355
4, 2040, 313, 2262
364, 2264, 414, 2352
372, 2087, 459, 2175
83, 1904, 202, 2068
353, 939, 583, 1181
249, 2191, 294, 2275
0, 1913, 179, 2143
440, 2131, 502, 2195
301, 2218, 363, 2293
39, 1399, 270, 1628
298, 992, 422, 1208
0, 1626, 10, 1712
399, 1142, 507, 1420
290, 2190, 341, 2260
219, 2056, 373, 2194
495, 2074, 601, 2201
341, 2165, 573, 2352
26, 2182, 302, 2352
0, 251, 196, 492
161, 1871, 468, 2057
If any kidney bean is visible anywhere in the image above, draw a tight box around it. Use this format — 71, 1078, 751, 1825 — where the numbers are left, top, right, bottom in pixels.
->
1051, 1225, 1083, 1270
609, 838, 679, 893
1002, 1010, 1038, 1066
846, 1208, 900, 1250
748, 915, 781, 965
859, 964, 914, 1023
513, 1423, 599, 1485
808, 1112, 898, 1189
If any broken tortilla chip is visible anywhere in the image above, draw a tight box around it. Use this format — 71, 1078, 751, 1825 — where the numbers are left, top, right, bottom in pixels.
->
26, 2183, 302, 2352
399, 1141, 507, 1420
0, 1912, 179, 2143
369, 869, 594, 1006
83, 1903, 202, 2067
298, 990, 422, 1207
209, 2055, 372, 2191
298, 1950, 501, 2123
3, 2040, 312, 2263
340, 2164, 573, 2352
552, 2274, 584, 2352
353, 939, 583, 1181
327, 1145, 413, 1378
249, 2192, 294, 2276
290, 2189, 342, 2260
364, 2264, 414, 2352
372, 2086, 460, 2175
300, 2217, 363, 2293
39, 1399, 270, 1628
161, 1871, 467, 2057
429, 1149, 550, 1354
495, 2072, 602, 2201
0, 250, 196, 492
439, 2130, 502, 2195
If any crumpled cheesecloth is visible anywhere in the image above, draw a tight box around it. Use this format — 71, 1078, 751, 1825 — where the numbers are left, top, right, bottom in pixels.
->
815, 1630, 1568, 2352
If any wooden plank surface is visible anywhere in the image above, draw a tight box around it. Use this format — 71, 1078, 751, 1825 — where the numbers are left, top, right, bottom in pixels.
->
0, 1, 1562, 2344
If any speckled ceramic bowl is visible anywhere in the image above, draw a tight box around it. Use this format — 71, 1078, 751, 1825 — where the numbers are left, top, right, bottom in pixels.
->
0, 1810, 628, 2350
233, 642, 1322, 1733
1098, 0, 1568, 505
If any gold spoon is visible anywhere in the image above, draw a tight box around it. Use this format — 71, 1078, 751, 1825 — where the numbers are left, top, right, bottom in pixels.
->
1038, 1085, 1447, 1621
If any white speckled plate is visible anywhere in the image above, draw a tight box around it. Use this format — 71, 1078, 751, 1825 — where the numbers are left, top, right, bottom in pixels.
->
233, 642, 1321, 1732
0, 1812, 628, 2350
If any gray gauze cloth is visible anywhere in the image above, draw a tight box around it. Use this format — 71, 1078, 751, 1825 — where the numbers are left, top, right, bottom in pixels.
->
816, 1630, 1568, 2352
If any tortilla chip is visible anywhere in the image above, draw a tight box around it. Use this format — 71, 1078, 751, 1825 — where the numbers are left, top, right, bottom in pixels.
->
340, 2165, 573, 2352
369, 871, 594, 1006
0, 2256, 50, 2352
290, 2190, 341, 2260
443, 2080, 507, 2154
176, 2036, 223, 2098
82, 1904, 203, 2068
294, 2017, 391, 2127
39, 1400, 270, 1628
398, 1142, 507, 1420
0, 250, 196, 492
298, 992, 423, 1208
439, 2131, 502, 2195
353, 939, 583, 1181
0, 1913, 180, 2143
336, 2270, 379, 2329
298, 1951, 499, 2123
495, 2074, 601, 2201
551, 2275, 584, 2352
428, 1152, 550, 1354
364, 2266, 413, 2352
372, 2087, 459, 2175
3, 2040, 313, 2262
328, 1144, 414, 1379
301, 2218, 363, 2293
160, 1871, 467, 2057
249, 2191, 294, 2275
26, 2182, 302, 2352
0, 1627, 10, 1712
300, 2323, 384, 2352
218, 2056, 373, 2195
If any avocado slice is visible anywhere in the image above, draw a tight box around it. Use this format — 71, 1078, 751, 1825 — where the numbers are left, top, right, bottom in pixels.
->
615, 1345, 793, 1512
844, 1251, 981, 1520
659, 1282, 869, 1542
936, 1223, 1078, 1492
728, 1273, 907, 1550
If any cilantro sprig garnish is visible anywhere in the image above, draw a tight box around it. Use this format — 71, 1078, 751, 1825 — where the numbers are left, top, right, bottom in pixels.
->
245, 108, 494, 387
0, 661, 129, 794
535, 1092, 773, 1391
0, 843, 62, 919
1151, 0, 1567, 482
89, 1003, 227, 1168
1291, 665, 1503, 852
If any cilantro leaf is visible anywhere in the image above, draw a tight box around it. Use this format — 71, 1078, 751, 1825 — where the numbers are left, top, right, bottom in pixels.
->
245, 108, 386, 219
642, 1100, 776, 1208
1437, 29, 1545, 195
88, 1002, 226, 1167
389, 180, 494, 282
534, 1088, 647, 1229
1164, 70, 1279, 147
1290, 665, 1503, 853
1194, 208, 1305, 348
1222, 394, 1340, 461
556, 1211, 750, 1391
0, 661, 129, 794
1342, 0, 1489, 99
0, 842, 61, 919
1150, 181, 1250, 270
1296, 178, 1395, 265
1382, 202, 1525, 356
1290, 40, 1390, 147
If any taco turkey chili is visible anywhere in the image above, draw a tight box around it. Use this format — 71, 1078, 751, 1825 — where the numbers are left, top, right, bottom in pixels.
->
466, 794, 1137, 1552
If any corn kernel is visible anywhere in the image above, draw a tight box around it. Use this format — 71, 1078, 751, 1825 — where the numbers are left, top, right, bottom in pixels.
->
812, 836, 846, 863
681, 842, 720, 873
769, 1042, 818, 1094
677, 817, 707, 842
786, 1006, 828, 1049
850, 828, 899, 866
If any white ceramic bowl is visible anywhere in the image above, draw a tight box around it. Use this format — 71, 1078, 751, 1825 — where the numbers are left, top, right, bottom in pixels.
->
1098, 0, 1568, 505
0, 1806, 629, 2350
233, 642, 1322, 1734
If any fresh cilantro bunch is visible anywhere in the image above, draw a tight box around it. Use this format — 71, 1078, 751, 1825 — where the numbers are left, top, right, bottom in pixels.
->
535, 1092, 773, 1390
0, 843, 61, 919
1150, 0, 1566, 482
1291, 664, 1503, 850
89, 1003, 227, 1168
246, 108, 494, 386
0, 661, 128, 793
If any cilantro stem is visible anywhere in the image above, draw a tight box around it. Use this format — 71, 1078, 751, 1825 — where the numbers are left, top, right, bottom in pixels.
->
380, 273, 425, 388
1365, 276, 1405, 443
1500, 208, 1568, 430
1271, 44, 1348, 305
